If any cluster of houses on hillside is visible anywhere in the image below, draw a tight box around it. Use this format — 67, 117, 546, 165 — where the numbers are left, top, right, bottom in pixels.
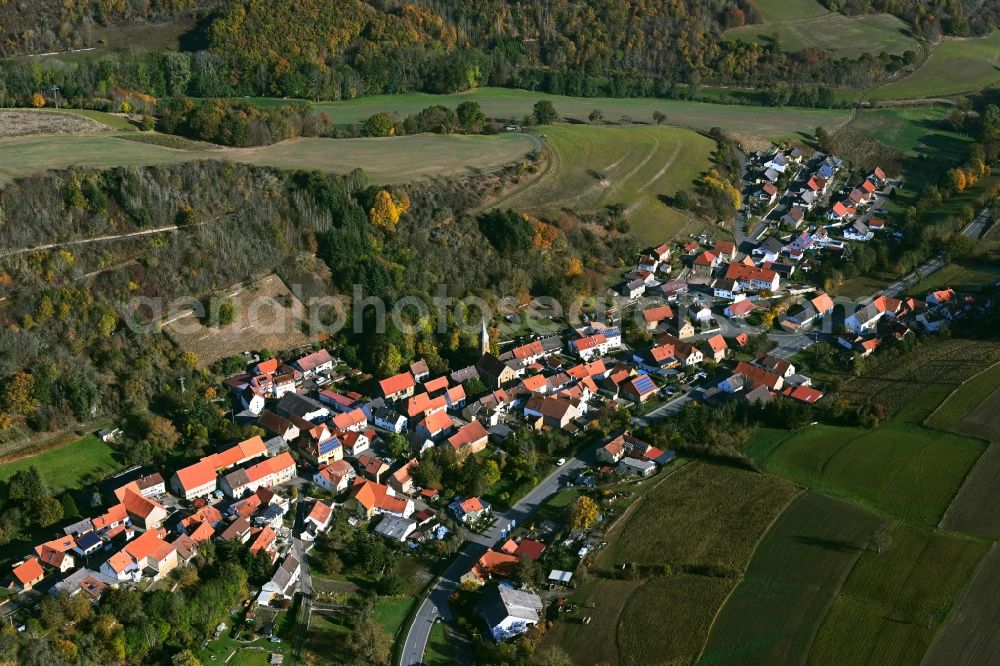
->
7, 441, 319, 609
838, 287, 980, 355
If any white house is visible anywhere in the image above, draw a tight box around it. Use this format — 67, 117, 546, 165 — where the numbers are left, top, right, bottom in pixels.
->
481, 586, 544, 641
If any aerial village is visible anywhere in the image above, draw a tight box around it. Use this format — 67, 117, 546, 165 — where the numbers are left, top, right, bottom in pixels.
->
2, 149, 986, 650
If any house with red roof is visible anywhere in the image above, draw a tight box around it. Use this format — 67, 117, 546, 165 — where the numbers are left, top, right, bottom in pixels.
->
447, 421, 489, 458
314, 459, 356, 494
500, 538, 547, 561
219, 452, 296, 499
782, 385, 824, 404
415, 409, 454, 441
927, 288, 956, 306
642, 305, 675, 331
718, 361, 784, 394
388, 459, 419, 495
380, 371, 417, 401
348, 479, 414, 520
304, 501, 333, 534
461, 549, 519, 586
692, 250, 720, 277
757, 182, 778, 204
725, 298, 755, 319
170, 436, 270, 500
35, 536, 77, 573
331, 407, 368, 432
357, 454, 391, 483
701, 334, 728, 362
406, 392, 447, 419
101, 529, 177, 583
828, 201, 856, 221
248, 526, 279, 563
449, 496, 491, 524
292, 349, 334, 377
725, 262, 780, 292
11, 557, 45, 591
713, 240, 736, 262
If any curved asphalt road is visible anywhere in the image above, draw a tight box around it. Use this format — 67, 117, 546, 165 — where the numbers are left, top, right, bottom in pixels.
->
400, 451, 591, 666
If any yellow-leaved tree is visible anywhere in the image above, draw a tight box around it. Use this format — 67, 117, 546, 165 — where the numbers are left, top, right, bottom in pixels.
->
31, 92, 45, 108
369, 190, 401, 229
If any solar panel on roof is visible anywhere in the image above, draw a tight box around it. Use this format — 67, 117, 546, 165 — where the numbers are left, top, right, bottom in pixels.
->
319, 437, 342, 455
633, 375, 655, 393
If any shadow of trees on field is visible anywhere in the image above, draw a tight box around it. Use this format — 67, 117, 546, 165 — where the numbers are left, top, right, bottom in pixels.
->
792, 535, 865, 553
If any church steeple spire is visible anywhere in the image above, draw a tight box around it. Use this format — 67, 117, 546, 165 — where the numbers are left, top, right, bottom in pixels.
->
480, 319, 490, 356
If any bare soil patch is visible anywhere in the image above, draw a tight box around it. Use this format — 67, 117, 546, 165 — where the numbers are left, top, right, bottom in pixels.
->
163, 274, 314, 367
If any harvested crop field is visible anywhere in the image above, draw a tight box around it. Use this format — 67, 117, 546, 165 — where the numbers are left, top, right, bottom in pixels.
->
497, 124, 715, 245
162, 274, 313, 366
599, 462, 800, 572
542, 579, 645, 666
701, 492, 885, 666
0, 132, 540, 185
834, 339, 1000, 415
619, 575, 735, 666
0, 110, 109, 137
924, 543, 1000, 666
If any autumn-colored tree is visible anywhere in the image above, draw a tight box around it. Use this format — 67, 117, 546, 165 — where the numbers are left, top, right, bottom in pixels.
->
3, 371, 35, 415
532, 220, 559, 249
565, 257, 583, 278
568, 495, 599, 529
369, 190, 401, 229
31, 92, 45, 107
146, 415, 180, 452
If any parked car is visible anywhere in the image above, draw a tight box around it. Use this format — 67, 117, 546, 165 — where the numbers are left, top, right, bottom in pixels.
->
556, 458, 566, 466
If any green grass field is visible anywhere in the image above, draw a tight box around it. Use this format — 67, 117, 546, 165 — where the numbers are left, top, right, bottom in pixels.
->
753, 0, 828, 22
807, 523, 990, 665
846, 107, 963, 156
309, 87, 850, 137
498, 124, 715, 245
701, 492, 886, 666
0, 132, 540, 185
912, 260, 1000, 294
727, 9, 918, 58
0, 434, 119, 492
871, 32, 1000, 100
747, 384, 987, 526
373, 595, 415, 640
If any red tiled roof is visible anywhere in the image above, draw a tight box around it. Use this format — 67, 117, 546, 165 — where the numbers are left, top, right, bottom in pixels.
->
420, 409, 452, 435
307, 501, 333, 525
734, 361, 782, 390
12, 557, 44, 584
727, 299, 755, 317
704, 334, 727, 354
725, 263, 777, 284
406, 392, 447, 418
642, 305, 674, 324
380, 371, 416, 396
350, 479, 409, 514
810, 292, 834, 314
447, 421, 488, 452
332, 408, 367, 430
423, 376, 450, 394
783, 385, 824, 403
